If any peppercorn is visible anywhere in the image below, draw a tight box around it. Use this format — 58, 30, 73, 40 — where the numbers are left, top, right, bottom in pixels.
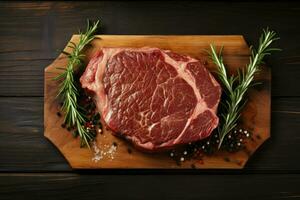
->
127, 148, 132, 154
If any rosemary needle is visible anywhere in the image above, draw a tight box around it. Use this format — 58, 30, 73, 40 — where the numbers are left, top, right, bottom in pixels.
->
54, 20, 100, 148
209, 29, 280, 148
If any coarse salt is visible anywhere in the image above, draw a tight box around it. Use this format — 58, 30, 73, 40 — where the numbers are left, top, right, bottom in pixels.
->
92, 141, 118, 162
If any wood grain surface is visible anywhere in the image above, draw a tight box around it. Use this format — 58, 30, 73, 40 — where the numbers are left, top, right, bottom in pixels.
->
1, 173, 300, 200
44, 35, 270, 169
0, 1, 300, 199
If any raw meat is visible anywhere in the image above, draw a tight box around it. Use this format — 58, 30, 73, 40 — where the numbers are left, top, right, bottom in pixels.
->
80, 47, 221, 151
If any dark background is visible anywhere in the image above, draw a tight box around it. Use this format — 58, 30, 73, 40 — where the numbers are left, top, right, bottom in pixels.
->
0, 1, 299, 199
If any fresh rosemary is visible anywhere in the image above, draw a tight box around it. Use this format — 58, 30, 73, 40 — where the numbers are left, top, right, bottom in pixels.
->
54, 20, 99, 148
209, 29, 280, 148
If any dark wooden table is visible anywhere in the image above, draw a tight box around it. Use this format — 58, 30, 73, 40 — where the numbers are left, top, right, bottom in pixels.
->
0, 1, 299, 199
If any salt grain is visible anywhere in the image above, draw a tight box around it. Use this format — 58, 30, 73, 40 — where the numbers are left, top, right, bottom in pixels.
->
92, 141, 118, 162
92, 154, 103, 162
107, 145, 117, 159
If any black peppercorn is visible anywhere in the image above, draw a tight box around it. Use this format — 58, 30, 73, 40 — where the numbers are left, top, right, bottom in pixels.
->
127, 148, 132, 154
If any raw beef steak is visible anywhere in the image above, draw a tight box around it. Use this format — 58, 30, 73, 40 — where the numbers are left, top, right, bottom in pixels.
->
80, 47, 221, 151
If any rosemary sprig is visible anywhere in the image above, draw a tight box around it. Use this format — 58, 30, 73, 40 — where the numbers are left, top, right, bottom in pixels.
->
209, 29, 280, 148
54, 20, 99, 148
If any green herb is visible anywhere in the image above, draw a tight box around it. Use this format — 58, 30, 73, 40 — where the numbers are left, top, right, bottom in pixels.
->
209, 29, 280, 148
54, 20, 100, 148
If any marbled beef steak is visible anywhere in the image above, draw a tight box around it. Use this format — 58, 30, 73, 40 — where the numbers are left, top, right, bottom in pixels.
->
80, 47, 221, 151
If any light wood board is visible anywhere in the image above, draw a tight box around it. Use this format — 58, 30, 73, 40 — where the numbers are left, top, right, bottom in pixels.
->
44, 35, 270, 169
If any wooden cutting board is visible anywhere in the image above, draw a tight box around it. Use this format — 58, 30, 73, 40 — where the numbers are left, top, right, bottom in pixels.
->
44, 35, 270, 169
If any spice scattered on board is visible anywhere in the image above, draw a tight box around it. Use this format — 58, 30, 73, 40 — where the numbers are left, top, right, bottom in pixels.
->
58, 89, 103, 146
169, 128, 253, 164
92, 141, 118, 162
